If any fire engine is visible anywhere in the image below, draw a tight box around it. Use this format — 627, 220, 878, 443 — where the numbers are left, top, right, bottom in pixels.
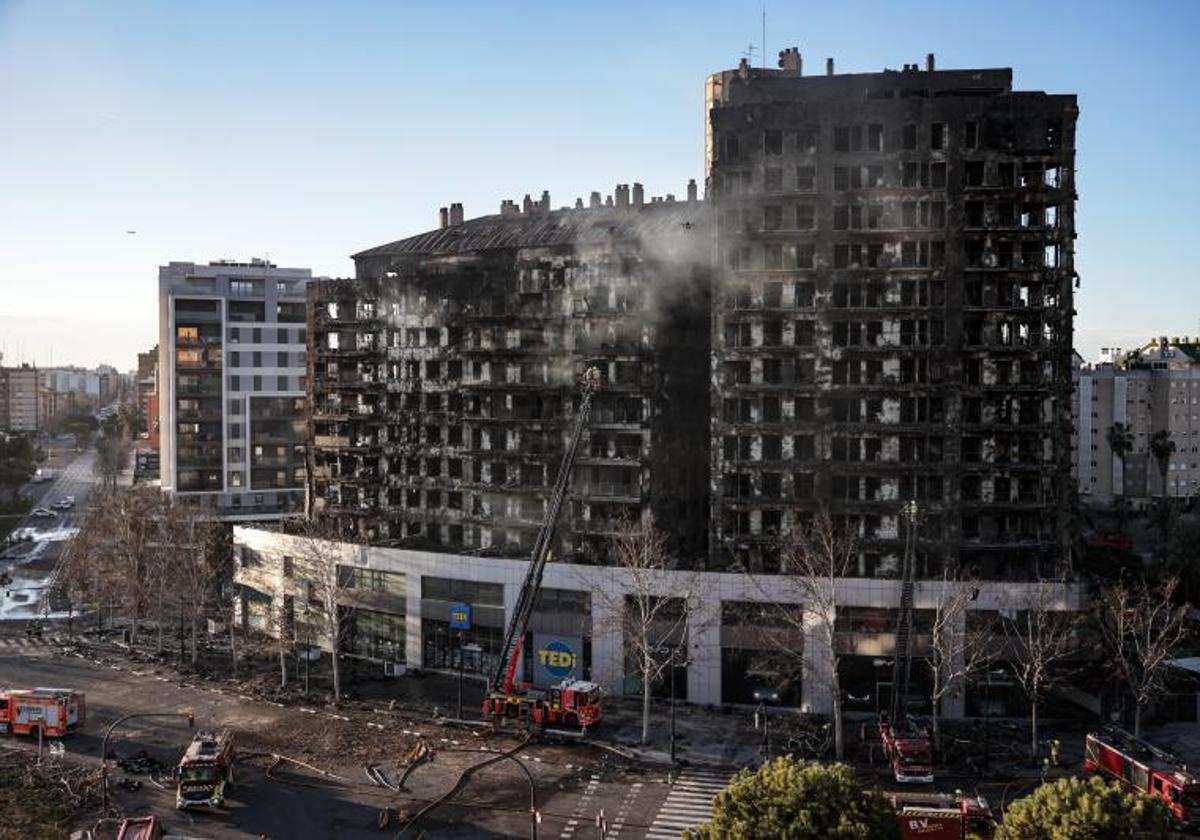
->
482, 368, 605, 730
890, 792, 996, 839
176, 729, 235, 809
0, 688, 85, 738
879, 715, 935, 784
878, 501, 934, 783
116, 816, 163, 840
1085, 726, 1200, 828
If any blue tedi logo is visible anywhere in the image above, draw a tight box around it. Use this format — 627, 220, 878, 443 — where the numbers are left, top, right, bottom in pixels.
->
538, 640, 576, 679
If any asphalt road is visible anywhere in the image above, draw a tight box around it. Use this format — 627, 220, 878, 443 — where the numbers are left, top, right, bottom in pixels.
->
1, 445, 101, 617
0, 446, 100, 619
0, 643, 697, 839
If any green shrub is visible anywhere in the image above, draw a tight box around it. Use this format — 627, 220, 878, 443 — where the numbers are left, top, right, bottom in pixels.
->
684, 756, 898, 840
997, 775, 1175, 839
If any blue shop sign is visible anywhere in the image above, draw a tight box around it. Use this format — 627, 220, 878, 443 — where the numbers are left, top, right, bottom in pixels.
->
449, 602, 472, 630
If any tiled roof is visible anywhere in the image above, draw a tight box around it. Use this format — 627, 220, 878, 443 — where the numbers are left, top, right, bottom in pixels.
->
353, 202, 709, 259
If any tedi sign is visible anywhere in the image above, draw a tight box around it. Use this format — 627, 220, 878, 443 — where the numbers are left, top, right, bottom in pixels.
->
531, 634, 581, 687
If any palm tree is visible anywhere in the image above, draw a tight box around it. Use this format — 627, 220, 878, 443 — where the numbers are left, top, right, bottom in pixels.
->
1149, 430, 1175, 498
1107, 423, 1135, 532
1149, 430, 1178, 556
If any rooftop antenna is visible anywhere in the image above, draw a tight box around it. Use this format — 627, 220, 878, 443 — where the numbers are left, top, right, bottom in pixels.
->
742, 41, 757, 65
762, 5, 766, 69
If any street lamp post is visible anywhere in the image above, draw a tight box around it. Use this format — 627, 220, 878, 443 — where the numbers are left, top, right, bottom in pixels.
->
101, 710, 195, 812
457, 632, 465, 720
458, 641, 482, 721
753, 689, 780, 762
669, 647, 677, 766
655, 644, 681, 766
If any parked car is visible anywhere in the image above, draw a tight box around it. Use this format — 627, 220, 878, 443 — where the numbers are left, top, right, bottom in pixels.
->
30, 508, 57, 519
8, 527, 36, 542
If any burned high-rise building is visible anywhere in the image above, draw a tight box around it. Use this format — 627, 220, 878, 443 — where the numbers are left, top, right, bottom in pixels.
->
707, 51, 1077, 576
242, 52, 1084, 714
308, 188, 712, 561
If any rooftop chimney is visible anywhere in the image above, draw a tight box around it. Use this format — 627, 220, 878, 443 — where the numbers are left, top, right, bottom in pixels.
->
738, 57, 751, 79
437, 207, 449, 229
632, 182, 644, 208
574, 197, 584, 209
589, 191, 602, 209
826, 57, 834, 76
522, 194, 534, 215
926, 53, 935, 72
778, 47, 802, 76
540, 190, 551, 211
687, 178, 698, 203
449, 202, 464, 226
615, 184, 630, 209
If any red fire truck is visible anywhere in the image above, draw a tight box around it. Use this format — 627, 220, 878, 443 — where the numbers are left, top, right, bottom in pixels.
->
0, 688, 86, 738
176, 729, 235, 809
879, 716, 935, 783
483, 368, 605, 730
891, 792, 996, 839
116, 816, 163, 840
1085, 726, 1200, 829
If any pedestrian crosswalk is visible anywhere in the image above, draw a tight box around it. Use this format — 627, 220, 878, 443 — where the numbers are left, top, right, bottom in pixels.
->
0, 635, 59, 650
644, 766, 735, 839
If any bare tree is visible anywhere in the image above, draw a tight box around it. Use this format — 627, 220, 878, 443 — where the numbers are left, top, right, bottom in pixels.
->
55, 507, 106, 639
599, 513, 700, 746
289, 519, 359, 704
746, 510, 857, 761
922, 574, 989, 751
1000, 580, 1080, 760
150, 498, 194, 656
78, 487, 159, 644
1096, 577, 1190, 736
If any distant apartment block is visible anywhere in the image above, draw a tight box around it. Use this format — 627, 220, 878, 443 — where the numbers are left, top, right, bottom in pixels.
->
158, 260, 312, 520
1075, 336, 1200, 503
1, 364, 43, 433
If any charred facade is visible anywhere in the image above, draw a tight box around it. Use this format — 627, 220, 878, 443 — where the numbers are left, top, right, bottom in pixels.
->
308, 192, 712, 562
707, 52, 1077, 576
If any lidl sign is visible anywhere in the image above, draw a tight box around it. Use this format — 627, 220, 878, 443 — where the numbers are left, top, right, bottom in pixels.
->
532, 634, 581, 686
449, 603, 471, 630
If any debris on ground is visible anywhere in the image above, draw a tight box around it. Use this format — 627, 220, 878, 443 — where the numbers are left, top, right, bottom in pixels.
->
114, 750, 166, 775
0, 747, 103, 838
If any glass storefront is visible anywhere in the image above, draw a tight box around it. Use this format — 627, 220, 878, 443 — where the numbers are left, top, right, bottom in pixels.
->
340, 607, 405, 663
421, 619, 504, 679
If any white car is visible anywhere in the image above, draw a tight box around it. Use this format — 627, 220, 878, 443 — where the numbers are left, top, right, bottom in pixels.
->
53, 497, 75, 510
30, 507, 57, 519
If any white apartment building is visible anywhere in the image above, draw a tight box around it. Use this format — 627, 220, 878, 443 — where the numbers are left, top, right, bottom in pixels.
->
158, 260, 312, 520
1075, 336, 1200, 504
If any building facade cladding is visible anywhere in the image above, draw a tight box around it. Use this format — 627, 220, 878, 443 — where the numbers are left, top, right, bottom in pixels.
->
706, 59, 1077, 578
307, 198, 712, 562
157, 260, 312, 521
1076, 338, 1200, 503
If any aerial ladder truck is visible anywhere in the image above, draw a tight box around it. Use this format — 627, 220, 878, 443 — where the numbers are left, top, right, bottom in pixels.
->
878, 501, 934, 782
481, 367, 604, 730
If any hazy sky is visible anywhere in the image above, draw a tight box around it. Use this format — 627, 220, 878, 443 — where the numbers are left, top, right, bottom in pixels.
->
1, 0, 1197, 370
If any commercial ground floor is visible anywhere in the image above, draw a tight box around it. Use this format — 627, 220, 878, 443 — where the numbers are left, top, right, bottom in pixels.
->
232, 526, 1087, 718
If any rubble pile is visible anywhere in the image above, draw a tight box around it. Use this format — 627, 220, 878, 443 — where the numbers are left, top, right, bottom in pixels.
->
0, 747, 103, 837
